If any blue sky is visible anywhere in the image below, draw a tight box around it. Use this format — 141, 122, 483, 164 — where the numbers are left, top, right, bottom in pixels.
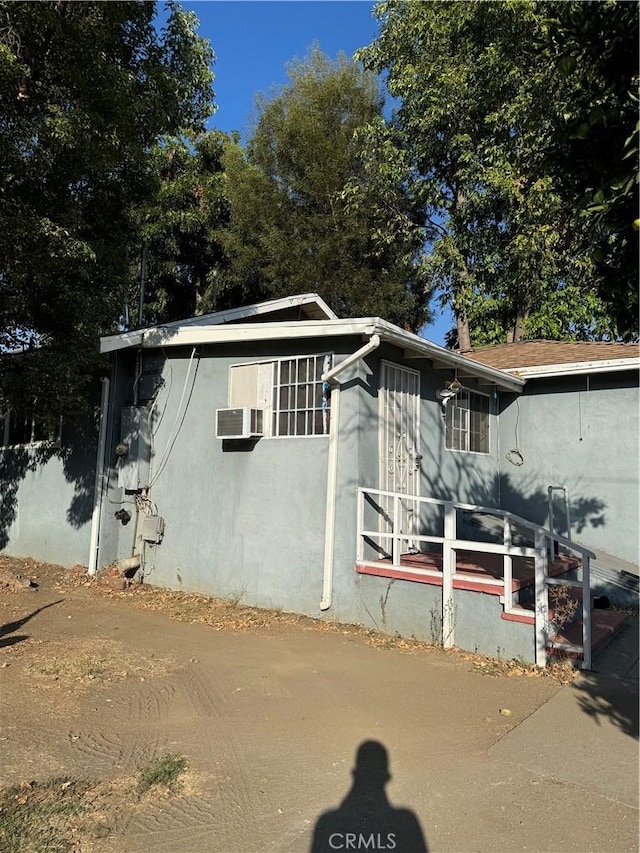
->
181, 1, 454, 344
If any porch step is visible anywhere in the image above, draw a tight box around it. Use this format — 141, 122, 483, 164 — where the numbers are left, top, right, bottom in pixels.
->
501, 606, 534, 625
370, 549, 579, 595
501, 603, 629, 663
548, 609, 629, 661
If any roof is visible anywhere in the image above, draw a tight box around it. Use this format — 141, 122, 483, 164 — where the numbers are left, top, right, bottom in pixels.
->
462, 340, 640, 379
153, 293, 337, 329
100, 295, 525, 392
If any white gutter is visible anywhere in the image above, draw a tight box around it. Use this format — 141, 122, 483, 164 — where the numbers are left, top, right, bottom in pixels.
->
501, 358, 640, 379
101, 330, 144, 353
132, 319, 374, 351
100, 316, 523, 391
372, 321, 525, 392
320, 334, 381, 611
88, 376, 110, 576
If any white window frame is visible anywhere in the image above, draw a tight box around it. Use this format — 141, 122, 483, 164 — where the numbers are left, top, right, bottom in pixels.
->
444, 388, 490, 454
228, 354, 332, 439
0, 409, 63, 448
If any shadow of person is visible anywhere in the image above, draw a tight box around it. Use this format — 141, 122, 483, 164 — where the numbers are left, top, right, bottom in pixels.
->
0, 599, 64, 644
311, 740, 428, 853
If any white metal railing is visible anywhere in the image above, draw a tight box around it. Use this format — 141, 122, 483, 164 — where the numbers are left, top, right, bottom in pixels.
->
357, 487, 596, 669
548, 485, 572, 562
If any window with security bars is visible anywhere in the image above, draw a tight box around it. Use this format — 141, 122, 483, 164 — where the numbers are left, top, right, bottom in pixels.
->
1, 409, 62, 447
228, 354, 331, 438
445, 389, 489, 453
273, 355, 331, 437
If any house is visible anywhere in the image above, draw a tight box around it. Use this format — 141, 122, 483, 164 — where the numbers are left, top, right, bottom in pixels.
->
462, 341, 640, 567
2, 294, 638, 665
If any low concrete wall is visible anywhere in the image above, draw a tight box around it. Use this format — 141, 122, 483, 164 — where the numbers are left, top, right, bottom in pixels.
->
455, 590, 535, 662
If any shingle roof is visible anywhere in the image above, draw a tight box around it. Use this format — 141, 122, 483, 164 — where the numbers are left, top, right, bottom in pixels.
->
462, 340, 640, 371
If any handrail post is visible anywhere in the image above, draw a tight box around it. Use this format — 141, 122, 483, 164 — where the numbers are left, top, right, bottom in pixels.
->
442, 503, 455, 648
392, 495, 400, 567
534, 529, 547, 667
582, 555, 592, 671
356, 488, 364, 562
503, 516, 513, 614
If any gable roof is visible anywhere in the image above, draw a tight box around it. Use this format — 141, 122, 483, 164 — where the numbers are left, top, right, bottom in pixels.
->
99, 295, 525, 392
462, 340, 640, 378
101, 293, 336, 357
170, 292, 337, 326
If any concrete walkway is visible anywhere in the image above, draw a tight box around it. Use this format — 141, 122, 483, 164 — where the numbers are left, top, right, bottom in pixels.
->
490, 619, 639, 807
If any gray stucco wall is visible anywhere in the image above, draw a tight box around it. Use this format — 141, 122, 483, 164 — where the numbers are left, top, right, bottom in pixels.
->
497, 372, 639, 564
97, 340, 356, 617
95, 340, 512, 645
0, 333, 538, 661
0, 419, 96, 566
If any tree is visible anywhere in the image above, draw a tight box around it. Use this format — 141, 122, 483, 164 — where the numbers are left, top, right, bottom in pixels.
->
132, 130, 232, 326
218, 46, 431, 330
357, 1, 638, 347
0, 1, 215, 415
539, 1, 639, 337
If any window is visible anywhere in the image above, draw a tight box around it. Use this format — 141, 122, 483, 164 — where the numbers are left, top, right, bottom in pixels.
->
229, 354, 332, 437
273, 355, 331, 437
445, 389, 489, 453
1, 409, 62, 447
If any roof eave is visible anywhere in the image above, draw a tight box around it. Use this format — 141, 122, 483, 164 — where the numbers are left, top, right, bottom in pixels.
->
501, 359, 640, 379
370, 320, 525, 391
99, 316, 524, 391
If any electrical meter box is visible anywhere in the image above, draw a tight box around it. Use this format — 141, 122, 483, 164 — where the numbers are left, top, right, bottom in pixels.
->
141, 514, 165, 544
117, 406, 151, 491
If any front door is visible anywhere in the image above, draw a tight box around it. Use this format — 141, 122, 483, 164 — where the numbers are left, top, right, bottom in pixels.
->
379, 361, 421, 549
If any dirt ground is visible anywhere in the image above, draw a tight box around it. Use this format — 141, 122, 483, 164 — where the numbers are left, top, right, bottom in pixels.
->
0, 558, 637, 853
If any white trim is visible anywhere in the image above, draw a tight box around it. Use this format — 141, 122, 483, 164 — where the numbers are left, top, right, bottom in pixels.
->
228, 353, 332, 438
444, 388, 490, 455
378, 361, 422, 544
495, 358, 639, 379
101, 294, 337, 353
101, 330, 144, 353
168, 293, 337, 327
101, 316, 524, 392
0, 409, 63, 448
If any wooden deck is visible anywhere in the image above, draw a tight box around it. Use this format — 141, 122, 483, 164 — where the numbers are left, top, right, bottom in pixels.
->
356, 548, 579, 595
355, 549, 628, 663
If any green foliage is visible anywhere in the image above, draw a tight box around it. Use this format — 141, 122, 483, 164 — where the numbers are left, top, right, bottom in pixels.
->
132, 130, 232, 325
539, 1, 639, 336
137, 753, 188, 795
0, 1, 215, 414
358, 0, 638, 345
219, 46, 432, 330
0, 778, 90, 853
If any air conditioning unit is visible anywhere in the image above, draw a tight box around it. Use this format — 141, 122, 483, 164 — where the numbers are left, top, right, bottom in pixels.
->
215, 407, 264, 439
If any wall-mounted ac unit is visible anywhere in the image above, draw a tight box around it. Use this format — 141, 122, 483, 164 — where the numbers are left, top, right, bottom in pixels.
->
215, 407, 264, 439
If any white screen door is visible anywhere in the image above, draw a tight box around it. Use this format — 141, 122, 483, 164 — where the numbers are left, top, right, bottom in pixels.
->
379, 361, 421, 550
